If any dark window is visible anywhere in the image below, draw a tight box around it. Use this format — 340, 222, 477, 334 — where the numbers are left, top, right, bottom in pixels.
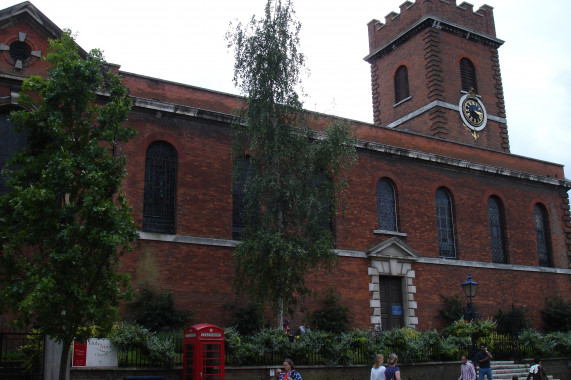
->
143, 141, 177, 234
376, 178, 397, 231
314, 173, 333, 233
9, 41, 31, 62
460, 58, 478, 93
394, 65, 410, 103
435, 188, 456, 258
533, 204, 552, 267
232, 156, 252, 240
487, 196, 507, 263
0, 110, 28, 195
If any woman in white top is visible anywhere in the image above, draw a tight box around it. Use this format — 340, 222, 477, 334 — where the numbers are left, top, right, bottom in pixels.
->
370, 354, 386, 380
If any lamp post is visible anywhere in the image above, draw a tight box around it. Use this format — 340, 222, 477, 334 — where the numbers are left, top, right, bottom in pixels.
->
461, 273, 479, 363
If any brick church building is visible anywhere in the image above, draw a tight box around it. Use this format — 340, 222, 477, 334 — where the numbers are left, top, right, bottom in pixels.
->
1, 1, 570, 331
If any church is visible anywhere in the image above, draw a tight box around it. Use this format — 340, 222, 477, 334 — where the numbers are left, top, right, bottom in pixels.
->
1, 0, 569, 331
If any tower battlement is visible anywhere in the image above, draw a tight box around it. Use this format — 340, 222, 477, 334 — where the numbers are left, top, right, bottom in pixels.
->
367, 0, 495, 55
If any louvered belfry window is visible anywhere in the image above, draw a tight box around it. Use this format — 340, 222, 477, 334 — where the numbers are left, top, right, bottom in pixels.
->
143, 141, 177, 234
376, 178, 397, 231
394, 65, 410, 103
487, 197, 507, 263
435, 188, 456, 258
534, 204, 552, 267
460, 57, 478, 93
9, 41, 31, 62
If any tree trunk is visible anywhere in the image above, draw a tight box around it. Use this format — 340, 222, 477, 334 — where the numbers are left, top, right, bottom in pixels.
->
58, 339, 70, 380
277, 296, 284, 329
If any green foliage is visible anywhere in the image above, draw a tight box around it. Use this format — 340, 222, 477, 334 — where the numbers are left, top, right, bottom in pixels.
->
438, 293, 465, 326
517, 329, 571, 357
308, 290, 352, 333
226, 0, 357, 323
517, 329, 550, 356
494, 305, 529, 337
129, 288, 191, 332
441, 335, 471, 359
223, 326, 571, 366
442, 319, 496, 340
108, 322, 175, 366
541, 295, 571, 332
0, 30, 136, 379
543, 331, 571, 354
18, 329, 43, 373
229, 303, 264, 335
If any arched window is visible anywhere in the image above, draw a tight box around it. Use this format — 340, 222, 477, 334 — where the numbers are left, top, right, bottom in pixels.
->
0, 109, 28, 195
460, 57, 478, 93
376, 178, 397, 231
533, 204, 552, 267
232, 156, 253, 240
143, 141, 177, 234
487, 196, 507, 263
314, 172, 333, 233
435, 188, 456, 258
394, 65, 410, 104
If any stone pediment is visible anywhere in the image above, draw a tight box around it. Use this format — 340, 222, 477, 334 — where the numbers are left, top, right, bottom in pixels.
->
0, 2, 63, 40
367, 237, 420, 261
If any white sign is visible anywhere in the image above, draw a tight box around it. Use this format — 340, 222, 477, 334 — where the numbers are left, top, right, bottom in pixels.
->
72, 338, 118, 367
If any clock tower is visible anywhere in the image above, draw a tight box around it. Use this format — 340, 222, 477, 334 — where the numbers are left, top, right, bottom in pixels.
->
365, 0, 509, 151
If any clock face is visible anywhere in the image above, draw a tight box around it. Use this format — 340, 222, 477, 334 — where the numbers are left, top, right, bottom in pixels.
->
459, 93, 487, 131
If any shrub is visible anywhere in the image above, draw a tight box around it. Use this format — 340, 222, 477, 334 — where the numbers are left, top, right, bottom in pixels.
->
442, 319, 496, 340
19, 329, 43, 373
229, 303, 264, 335
224, 327, 258, 365
380, 327, 420, 363
109, 322, 175, 366
494, 305, 529, 336
128, 288, 191, 332
517, 329, 551, 357
308, 289, 352, 333
543, 331, 571, 355
439, 293, 465, 326
541, 295, 571, 332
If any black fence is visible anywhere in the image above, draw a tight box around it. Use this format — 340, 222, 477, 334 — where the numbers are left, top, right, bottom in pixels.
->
116, 332, 568, 368
0, 331, 44, 380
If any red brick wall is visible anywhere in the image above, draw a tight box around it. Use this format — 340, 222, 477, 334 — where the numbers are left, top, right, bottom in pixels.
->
413, 263, 571, 330
336, 151, 568, 266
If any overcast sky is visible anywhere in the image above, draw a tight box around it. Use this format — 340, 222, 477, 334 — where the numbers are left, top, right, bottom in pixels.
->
6, 0, 571, 179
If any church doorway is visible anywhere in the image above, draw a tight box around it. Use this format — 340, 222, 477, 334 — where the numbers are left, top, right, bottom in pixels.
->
379, 275, 404, 329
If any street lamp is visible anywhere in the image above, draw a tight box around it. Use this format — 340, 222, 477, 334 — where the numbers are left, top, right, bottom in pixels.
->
461, 273, 479, 363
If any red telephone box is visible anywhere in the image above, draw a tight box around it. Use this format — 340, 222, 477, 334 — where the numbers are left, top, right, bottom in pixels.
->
183, 324, 225, 380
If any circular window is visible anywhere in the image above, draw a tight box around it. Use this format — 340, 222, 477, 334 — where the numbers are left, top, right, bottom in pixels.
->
9, 41, 31, 62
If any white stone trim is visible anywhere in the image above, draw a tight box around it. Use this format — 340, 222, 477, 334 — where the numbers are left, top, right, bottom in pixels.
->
368, 256, 418, 331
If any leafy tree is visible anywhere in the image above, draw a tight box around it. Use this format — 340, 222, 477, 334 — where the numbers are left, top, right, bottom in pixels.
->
226, 0, 356, 327
541, 295, 571, 332
0, 30, 136, 379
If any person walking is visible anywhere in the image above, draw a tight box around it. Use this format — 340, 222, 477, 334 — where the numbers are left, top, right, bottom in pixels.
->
458, 355, 477, 380
526, 358, 547, 380
475, 344, 493, 380
279, 358, 302, 380
384, 353, 401, 380
370, 354, 386, 380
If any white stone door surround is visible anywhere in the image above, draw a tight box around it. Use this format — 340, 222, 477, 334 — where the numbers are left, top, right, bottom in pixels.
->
368, 237, 419, 330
